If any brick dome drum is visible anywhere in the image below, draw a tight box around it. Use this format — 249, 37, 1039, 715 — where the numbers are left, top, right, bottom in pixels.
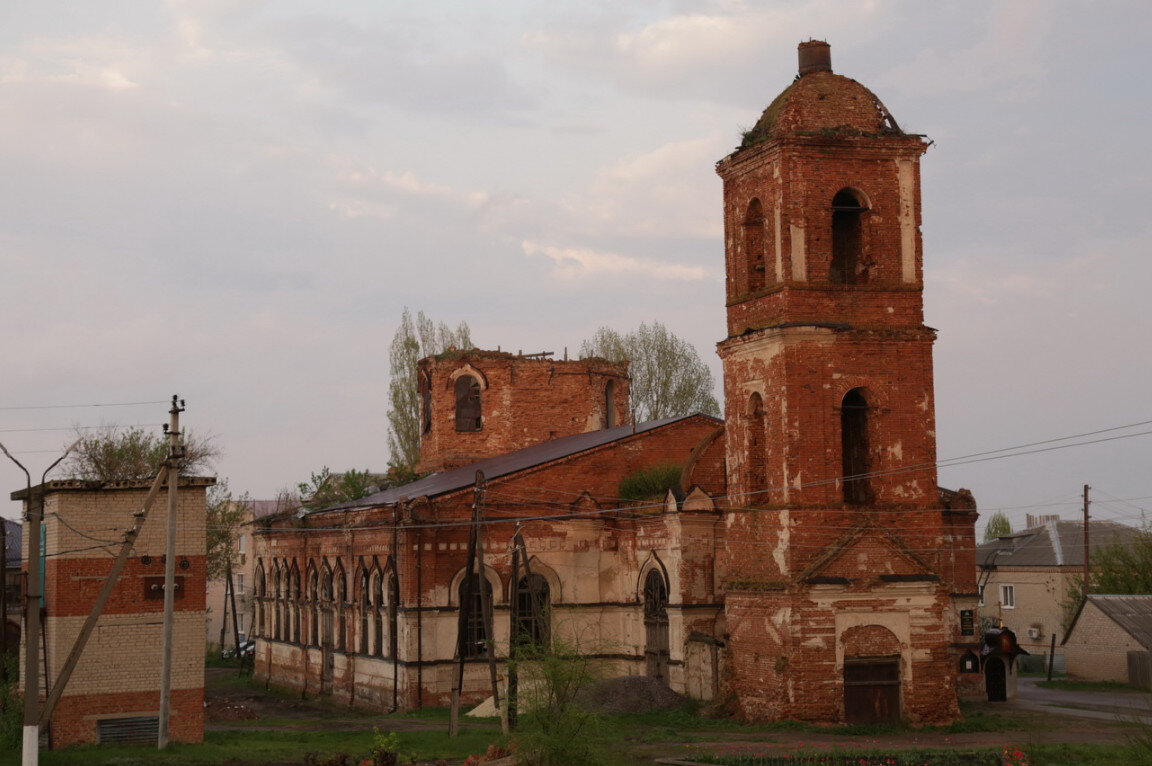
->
742, 42, 901, 146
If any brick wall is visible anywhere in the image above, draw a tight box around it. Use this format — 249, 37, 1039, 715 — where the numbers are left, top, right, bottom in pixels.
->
17, 478, 210, 747
1065, 600, 1145, 683
417, 351, 631, 473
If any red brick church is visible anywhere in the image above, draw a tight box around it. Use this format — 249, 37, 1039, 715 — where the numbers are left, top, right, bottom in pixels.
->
253, 41, 981, 724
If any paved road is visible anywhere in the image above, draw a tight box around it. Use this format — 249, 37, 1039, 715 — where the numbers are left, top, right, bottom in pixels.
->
1012, 675, 1152, 724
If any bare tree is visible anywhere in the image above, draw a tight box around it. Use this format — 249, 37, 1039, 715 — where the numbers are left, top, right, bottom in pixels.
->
580, 321, 720, 422
386, 307, 472, 469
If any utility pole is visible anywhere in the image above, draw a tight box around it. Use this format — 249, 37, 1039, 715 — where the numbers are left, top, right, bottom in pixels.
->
1082, 484, 1091, 598
158, 396, 184, 749
474, 472, 500, 725
0, 438, 79, 766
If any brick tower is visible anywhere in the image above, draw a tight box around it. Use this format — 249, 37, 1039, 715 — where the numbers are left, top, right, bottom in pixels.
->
716, 41, 978, 723
415, 350, 630, 473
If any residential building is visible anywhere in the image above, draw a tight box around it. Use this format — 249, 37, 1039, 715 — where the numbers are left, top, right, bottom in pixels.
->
976, 518, 1142, 661
1064, 594, 1152, 687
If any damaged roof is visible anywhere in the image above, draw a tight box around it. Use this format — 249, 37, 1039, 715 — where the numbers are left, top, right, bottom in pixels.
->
312, 413, 722, 514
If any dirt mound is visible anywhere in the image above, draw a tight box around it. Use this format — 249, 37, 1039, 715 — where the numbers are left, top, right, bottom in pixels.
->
576, 676, 687, 715
206, 698, 259, 722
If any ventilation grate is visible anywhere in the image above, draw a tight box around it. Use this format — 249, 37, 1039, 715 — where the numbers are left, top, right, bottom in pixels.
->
97, 716, 159, 745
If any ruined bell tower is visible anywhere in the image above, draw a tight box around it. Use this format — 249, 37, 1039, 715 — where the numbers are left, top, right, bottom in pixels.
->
715, 41, 978, 724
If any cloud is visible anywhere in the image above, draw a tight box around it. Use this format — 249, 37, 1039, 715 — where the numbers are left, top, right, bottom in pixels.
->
521, 240, 709, 281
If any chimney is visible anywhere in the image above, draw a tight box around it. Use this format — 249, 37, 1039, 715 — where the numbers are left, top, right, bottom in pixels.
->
798, 40, 832, 76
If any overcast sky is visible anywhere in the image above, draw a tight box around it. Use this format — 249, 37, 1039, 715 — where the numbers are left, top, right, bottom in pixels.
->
2, 0, 1150, 538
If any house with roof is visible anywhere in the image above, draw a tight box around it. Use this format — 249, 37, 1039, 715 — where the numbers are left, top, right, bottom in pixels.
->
1064, 595, 1152, 687
977, 518, 1143, 661
252, 40, 980, 725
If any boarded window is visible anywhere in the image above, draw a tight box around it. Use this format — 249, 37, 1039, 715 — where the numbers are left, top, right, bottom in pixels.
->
605, 380, 617, 429
455, 375, 482, 432
387, 574, 399, 659
830, 189, 866, 284
841, 388, 873, 505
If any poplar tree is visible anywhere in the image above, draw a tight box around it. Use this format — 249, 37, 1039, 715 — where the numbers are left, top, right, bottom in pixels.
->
386, 308, 473, 469
579, 321, 720, 423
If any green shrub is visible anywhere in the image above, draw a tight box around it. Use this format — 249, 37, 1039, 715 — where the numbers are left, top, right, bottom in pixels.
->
617, 463, 681, 502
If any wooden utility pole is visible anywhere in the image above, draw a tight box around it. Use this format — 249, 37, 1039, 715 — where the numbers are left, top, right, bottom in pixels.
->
449, 472, 482, 737
158, 396, 184, 749
474, 473, 501, 727
1082, 484, 1091, 597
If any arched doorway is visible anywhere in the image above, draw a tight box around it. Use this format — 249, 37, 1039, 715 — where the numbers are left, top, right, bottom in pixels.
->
985, 656, 1007, 701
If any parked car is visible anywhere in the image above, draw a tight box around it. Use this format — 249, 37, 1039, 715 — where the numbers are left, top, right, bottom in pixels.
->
222, 639, 254, 659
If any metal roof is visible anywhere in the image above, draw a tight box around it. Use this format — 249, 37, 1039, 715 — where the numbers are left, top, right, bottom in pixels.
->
1072, 595, 1152, 650
313, 413, 720, 514
977, 519, 1141, 568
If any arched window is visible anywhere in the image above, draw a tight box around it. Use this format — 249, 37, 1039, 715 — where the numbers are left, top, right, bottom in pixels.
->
359, 569, 370, 654
272, 564, 282, 641
321, 566, 334, 649
455, 375, 482, 432
334, 563, 347, 651
514, 573, 550, 649
291, 564, 302, 644
830, 189, 867, 284
255, 563, 266, 639
841, 388, 873, 504
387, 573, 399, 659
744, 198, 766, 292
643, 569, 670, 682
747, 393, 767, 502
457, 573, 492, 659
604, 380, 617, 429
373, 572, 384, 657
308, 567, 319, 646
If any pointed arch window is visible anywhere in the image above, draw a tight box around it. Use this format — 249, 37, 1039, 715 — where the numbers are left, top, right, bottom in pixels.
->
359, 569, 370, 654
841, 388, 873, 504
514, 573, 550, 649
373, 572, 385, 657
387, 573, 399, 659
334, 564, 347, 651
255, 563, 266, 639
831, 189, 867, 284
455, 375, 482, 432
272, 564, 282, 640
744, 198, 767, 292
291, 565, 302, 644
308, 567, 319, 646
458, 573, 492, 659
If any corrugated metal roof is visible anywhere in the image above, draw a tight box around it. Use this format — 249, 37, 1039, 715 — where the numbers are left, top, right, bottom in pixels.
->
1083, 594, 1152, 650
977, 519, 1141, 568
313, 414, 721, 514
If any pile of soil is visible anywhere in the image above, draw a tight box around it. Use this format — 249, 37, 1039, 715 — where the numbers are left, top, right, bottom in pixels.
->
575, 676, 687, 715
205, 698, 259, 722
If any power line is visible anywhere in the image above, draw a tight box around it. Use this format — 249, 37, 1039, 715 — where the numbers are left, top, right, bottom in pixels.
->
0, 400, 168, 412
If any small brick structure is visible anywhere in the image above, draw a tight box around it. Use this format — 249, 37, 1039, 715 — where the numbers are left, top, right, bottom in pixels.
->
14, 478, 212, 748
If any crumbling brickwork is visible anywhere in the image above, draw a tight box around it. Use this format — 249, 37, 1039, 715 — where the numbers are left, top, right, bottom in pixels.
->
715, 40, 978, 724
416, 351, 630, 473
